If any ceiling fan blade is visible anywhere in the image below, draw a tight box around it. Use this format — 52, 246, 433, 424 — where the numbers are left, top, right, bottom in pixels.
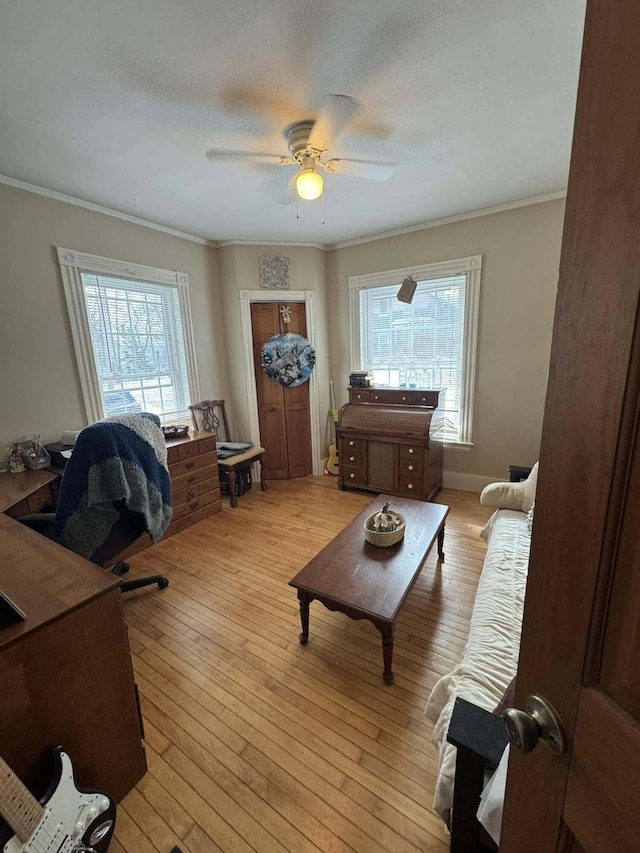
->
307, 95, 361, 151
206, 148, 294, 166
323, 158, 396, 182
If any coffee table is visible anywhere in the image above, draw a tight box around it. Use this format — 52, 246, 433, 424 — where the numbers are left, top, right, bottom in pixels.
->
289, 495, 450, 685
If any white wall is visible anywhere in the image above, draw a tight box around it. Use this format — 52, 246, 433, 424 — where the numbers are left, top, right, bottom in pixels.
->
0, 182, 229, 444
327, 198, 565, 487
0, 181, 564, 490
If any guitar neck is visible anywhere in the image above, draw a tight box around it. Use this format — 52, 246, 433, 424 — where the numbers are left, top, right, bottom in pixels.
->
0, 756, 44, 842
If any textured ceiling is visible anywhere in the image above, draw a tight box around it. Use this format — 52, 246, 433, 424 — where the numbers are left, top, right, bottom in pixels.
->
0, 0, 585, 245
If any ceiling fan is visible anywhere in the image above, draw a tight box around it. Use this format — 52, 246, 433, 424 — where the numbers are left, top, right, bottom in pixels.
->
206, 95, 396, 201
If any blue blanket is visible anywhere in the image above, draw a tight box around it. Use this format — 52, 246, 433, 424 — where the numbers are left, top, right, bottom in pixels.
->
54, 414, 172, 562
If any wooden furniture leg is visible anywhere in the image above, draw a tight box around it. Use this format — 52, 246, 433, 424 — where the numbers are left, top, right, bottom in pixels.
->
258, 458, 268, 491
228, 468, 238, 508
380, 623, 395, 685
438, 525, 445, 561
297, 590, 310, 644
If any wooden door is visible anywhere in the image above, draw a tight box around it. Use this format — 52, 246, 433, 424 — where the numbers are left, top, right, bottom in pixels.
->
251, 302, 312, 480
501, 2, 640, 851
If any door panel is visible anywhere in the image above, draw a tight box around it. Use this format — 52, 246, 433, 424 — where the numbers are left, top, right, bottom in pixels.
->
251, 303, 288, 479
501, 2, 640, 850
280, 301, 312, 478
251, 301, 312, 480
366, 441, 397, 493
564, 690, 640, 853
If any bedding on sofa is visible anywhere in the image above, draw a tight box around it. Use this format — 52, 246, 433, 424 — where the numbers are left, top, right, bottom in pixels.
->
425, 507, 531, 822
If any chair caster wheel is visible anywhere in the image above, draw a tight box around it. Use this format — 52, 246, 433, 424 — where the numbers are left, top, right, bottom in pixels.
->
157, 577, 169, 590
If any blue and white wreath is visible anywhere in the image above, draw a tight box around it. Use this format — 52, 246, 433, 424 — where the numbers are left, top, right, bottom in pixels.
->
260, 333, 316, 387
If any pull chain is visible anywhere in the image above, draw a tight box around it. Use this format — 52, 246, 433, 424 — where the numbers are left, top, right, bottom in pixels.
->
296, 197, 300, 220
321, 192, 325, 225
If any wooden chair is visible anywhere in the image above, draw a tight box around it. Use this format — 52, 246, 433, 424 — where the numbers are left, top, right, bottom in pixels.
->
189, 400, 268, 508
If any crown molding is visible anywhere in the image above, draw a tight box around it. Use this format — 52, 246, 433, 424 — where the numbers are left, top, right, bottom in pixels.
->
0, 174, 216, 246
217, 238, 326, 250
0, 173, 566, 252
325, 190, 567, 250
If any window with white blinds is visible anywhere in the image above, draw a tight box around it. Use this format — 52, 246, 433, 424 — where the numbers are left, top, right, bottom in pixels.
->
349, 256, 482, 446
81, 273, 191, 421
58, 248, 199, 425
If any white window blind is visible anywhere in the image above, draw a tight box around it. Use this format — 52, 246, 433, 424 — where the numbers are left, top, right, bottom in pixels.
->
80, 272, 192, 421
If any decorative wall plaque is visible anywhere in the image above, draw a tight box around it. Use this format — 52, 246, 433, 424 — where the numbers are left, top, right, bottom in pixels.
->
259, 255, 290, 290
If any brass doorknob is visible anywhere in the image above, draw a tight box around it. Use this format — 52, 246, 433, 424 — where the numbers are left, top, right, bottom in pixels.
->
503, 694, 567, 755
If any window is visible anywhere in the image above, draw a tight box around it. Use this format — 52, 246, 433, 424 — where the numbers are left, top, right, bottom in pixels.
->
349, 256, 482, 447
58, 247, 199, 424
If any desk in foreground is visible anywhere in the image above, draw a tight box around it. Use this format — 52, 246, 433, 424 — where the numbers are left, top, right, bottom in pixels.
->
289, 495, 449, 685
0, 514, 146, 803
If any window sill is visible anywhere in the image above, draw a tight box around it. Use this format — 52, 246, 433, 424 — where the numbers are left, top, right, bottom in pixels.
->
443, 441, 474, 453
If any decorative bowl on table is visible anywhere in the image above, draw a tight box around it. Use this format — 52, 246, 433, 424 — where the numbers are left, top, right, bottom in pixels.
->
161, 424, 190, 440
364, 501, 406, 547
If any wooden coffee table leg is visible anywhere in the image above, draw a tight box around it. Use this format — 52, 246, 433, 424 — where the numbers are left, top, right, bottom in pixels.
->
437, 525, 445, 561
381, 623, 395, 685
297, 590, 310, 644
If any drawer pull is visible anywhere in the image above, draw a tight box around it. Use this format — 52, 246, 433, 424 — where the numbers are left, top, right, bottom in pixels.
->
186, 491, 194, 500
407, 483, 413, 490
349, 456, 355, 462
185, 461, 195, 469
373, 395, 379, 400
349, 473, 355, 479
187, 475, 196, 484
408, 464, 414, 471
402, 396, 407, 401
349, 440, 355, 446
189, 501, 199, 510
408, 448, 414, 454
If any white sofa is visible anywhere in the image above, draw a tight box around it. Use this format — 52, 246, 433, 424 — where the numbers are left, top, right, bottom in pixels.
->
424, 466, 537, 822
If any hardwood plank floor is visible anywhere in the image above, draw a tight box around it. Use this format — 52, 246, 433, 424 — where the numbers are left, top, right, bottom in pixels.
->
116, 477, 493, 853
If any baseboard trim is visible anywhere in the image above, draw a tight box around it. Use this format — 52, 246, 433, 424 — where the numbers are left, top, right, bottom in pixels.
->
443, 471, 499, 493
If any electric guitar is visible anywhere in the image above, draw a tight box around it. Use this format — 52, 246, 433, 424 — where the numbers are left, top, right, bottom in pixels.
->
0, 747, 115, 853
325, 380, 340, 476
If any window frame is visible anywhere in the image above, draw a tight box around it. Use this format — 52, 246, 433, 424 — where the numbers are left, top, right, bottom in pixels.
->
57, 246, 200, 425
348, 255, 482, 449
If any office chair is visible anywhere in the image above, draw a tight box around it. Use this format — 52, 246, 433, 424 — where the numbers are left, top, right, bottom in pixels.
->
20, 414, 172, 593
189, 399, 268, 508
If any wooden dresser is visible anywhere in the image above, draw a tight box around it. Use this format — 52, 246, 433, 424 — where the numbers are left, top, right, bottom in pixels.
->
118, 431, 221, 560
165, 431, 221, 532
337, 398, 443, 501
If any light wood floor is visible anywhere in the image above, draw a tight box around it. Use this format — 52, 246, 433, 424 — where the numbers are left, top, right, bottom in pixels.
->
112, 477, 493, 853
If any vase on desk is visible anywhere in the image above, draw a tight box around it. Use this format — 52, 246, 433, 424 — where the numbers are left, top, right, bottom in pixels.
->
407, 367, 418, 388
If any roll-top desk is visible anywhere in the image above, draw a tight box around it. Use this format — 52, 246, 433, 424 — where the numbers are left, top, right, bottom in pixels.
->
337, 389, 443, 501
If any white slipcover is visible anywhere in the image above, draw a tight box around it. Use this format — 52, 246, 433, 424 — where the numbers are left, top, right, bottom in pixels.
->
424, 509, 531, 820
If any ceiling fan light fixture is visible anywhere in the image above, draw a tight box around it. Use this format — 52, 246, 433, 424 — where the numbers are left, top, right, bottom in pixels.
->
296, 167, 323, 200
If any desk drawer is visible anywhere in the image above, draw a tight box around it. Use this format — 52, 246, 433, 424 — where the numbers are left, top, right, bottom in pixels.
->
172, 489, 219, 521
173, 476, 220, 506
169, 451, 217, 478
5, 483, 57, 518
171, 463, 218, 494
